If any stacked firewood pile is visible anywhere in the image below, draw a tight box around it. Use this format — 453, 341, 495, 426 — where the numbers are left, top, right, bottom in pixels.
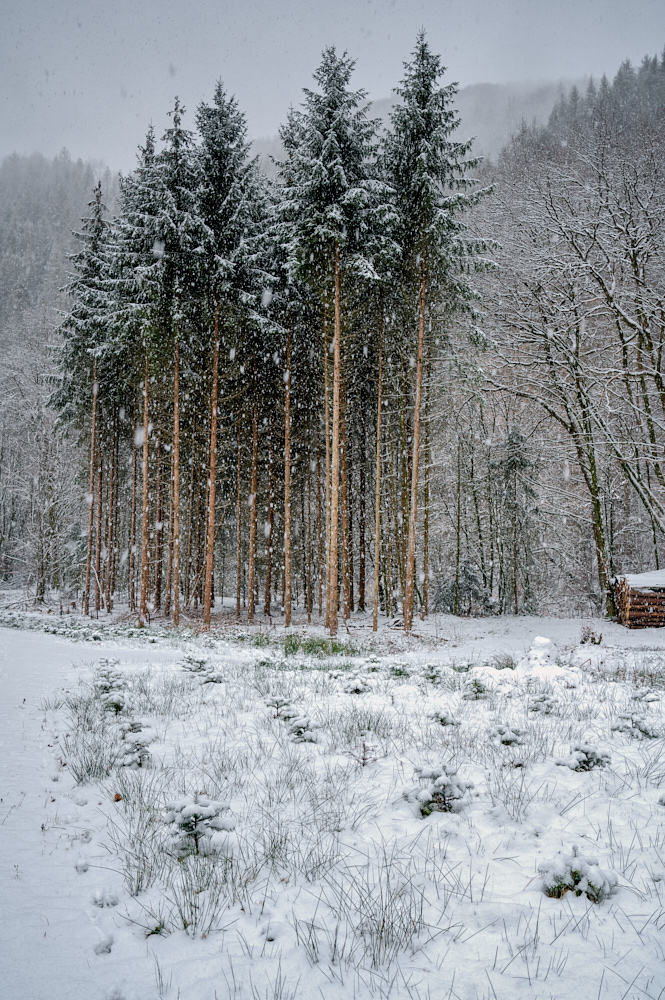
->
614, 572, 665, 628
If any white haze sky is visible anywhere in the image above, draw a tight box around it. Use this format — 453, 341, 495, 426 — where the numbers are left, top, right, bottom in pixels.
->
2, 0, 663, 172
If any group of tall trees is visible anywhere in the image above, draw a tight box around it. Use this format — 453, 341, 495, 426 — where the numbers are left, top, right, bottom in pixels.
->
3, 41, 663, 625
53, 33, 485, 633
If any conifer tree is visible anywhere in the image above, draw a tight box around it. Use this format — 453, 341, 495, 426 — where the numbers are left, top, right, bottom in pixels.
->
383, 31, 488, 631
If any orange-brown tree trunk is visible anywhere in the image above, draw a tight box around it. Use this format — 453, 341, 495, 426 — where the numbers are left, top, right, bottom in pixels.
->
129, 406, 137, 612
139, 355, 150, 625
203, 303, 220, 626
248, 360, 259, 620
404, 263, 426, 632
154, 427, 163, 611
172, 340, 181, 626
372, 307, 383, 631
235, 411, 242, 619
84, 363, 97, 616
284, 324, 292, 627
341, 367, 350, 621
95, 439, 103, 614
264, 417, 274, 615
329, 245, 342, 635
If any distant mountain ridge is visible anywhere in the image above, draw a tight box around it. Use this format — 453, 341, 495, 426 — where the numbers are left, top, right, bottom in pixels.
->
251, 78, 582, 175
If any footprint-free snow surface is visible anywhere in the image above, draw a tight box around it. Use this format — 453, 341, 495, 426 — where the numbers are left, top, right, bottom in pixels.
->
1, 617, 664, 1000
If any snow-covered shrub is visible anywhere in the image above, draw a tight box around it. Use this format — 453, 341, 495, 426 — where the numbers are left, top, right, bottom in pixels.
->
422, 663, 443, 683
555, 744, 611, 771
389, 662, 410, 678
405, 764, 474, 816
93, 662, 128, 715
287, 716, 320, 743
101, 689, 127, 715
580, 626, 602, 645
529, 694, 559, 715
490, 724, 527, 746
631, 690, 660, 704
93, 660, 122, 690
427, 709, 460, 727
118, 732, 152, 768
180, 654, 210, 673
164, 793, 235, 856
266, 696, 292, 717
344, 675, 369, 695
463, 677, 490, 700
538, 847, 618, 903
611, 714, 660, 739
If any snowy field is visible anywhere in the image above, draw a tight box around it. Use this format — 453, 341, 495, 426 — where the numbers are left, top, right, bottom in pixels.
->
1, 611, 665, 1000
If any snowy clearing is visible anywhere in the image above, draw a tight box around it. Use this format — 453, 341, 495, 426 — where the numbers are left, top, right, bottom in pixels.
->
1, 612, 665, 1000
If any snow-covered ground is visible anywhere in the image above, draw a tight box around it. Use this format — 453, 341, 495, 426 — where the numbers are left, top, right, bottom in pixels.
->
1, 611, 664, 1000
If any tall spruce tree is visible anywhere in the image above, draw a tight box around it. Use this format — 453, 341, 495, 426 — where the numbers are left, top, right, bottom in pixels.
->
276, 46, 391, 634
383, 31, 488, 631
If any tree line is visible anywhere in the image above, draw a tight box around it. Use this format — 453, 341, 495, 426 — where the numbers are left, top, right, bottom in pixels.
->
15, 42, 665, 625
54, 33, 487, 633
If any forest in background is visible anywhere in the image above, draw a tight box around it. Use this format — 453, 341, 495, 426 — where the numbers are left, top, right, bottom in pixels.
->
1, 36, 664, 632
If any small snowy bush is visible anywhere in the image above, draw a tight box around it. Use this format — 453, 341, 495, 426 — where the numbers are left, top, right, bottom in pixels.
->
490, 724, 527, 746
538, 847, 618, 903
344, 676, 369, 695
93, 662, 128, 715
555, 744, 611, 771
405, 764, 474, 816
529, 694, 559, 715
611, 714, 660, 739
164, 793, 235, 856
287, 716, 320, 743
119, 732, 153, 769
180, 654, 210, 673
266, 696, 292, 717
427, 709, 460, 727
463, 677, 490, 700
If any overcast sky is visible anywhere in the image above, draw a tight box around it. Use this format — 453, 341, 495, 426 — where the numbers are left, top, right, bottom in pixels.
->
2, 0, 663, 172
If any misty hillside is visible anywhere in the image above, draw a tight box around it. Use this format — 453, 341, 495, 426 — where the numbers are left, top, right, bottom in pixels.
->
251, 77, 579, 173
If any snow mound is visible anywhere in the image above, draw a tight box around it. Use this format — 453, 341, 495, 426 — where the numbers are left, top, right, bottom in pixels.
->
515, 636, 578, 686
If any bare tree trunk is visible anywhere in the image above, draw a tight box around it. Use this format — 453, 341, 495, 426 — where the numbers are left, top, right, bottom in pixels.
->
358, 432, 366, 612
421, 407, 430, 620
172, 340, 181, 626
323, 307, 331, 627
454, 442, 461, 617
104, 415, 115, 612
129, 405, 137, 612
164, 474, 173, 617
109, 429, 119, 605
203, 302, 220, 627
306, 447, 312, 622
139, 355, 150, 625
235, 411, 242, 619
329, 245, 342, 635
193, 466, 202, 610
95, 439, 103, 614
248, 361, 259, 620
264, 417, 274, 615
154, 427, 163, 611
84, 363, 98, 616
284, 323, 292, 627
317, 446, 323, 616
340, 368, 350, 621
185, 442, 195, 606
404, 262, 426, 632
373, 311, 383, 631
